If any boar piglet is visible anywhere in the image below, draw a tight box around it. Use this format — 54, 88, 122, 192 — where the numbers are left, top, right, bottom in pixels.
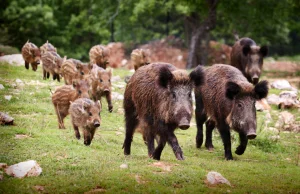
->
123, 63, 204, 160
62, 59, 90, 85
131, 49, 150, 71
51, 79, 90, 129
195, 64, 268, 160
230, 37, 268, 84
89, 45, 110, 69
90, 64, 113, 112
41, 51, 66, 82
21, 41, 41, 71
40, 40, 57, 55
69, 98, 101, 146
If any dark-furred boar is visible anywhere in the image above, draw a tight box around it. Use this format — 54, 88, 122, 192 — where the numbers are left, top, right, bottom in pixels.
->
123, 63, 204, 160
90, 64, 113, 112
41, 51, 66, 82
69, 98, 101, 145
230, 37, 268, 84
62, 59, 90, 85
131, 49, 150, 70
52, 79, 90, 129
89, 45, 110, 69
21, 41, 41, 71
40, 40, 57, 55
195, 64, 268, 160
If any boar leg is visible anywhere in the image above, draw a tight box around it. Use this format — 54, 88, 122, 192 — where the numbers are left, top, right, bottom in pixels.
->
90, 128, 97, 142
56, 74, 60, 82
152, 136, 167, 160
84, 130, 92, 146
167, 131, 184, 160
54, 106, 66, 129
105, 92, 113, 112
195, 94, 206, 148
217, 122, 233, 160
205, 119, 215, 151
235, 133, 248, 155
73, 124, 80, 139
146, 132, 155, 157
123, 100, 139, 155
43, 69, 47, 80
32, 62, 37, 71
53, 74, 57, 80
47, 72, 50, 79
25, 61, 29, 69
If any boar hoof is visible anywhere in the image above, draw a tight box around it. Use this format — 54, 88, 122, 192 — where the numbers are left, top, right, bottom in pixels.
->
109, 106, 113, 113
59, 126, 66, 129
225, 155, 233, 160
176, 153, 184, 160
84, 140, 91, 146
235, 146, 246, 155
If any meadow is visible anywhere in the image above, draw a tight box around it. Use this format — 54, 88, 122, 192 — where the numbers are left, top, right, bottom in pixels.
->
0, 62, 299, 194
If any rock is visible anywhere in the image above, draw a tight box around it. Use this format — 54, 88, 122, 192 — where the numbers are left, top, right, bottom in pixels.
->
271, 80, 297, 91
269, 135, 280, 141
265, 111, 272, 124
124, 76, 131, 83
280, 111, 295, 125
4, 95, 12, 101
0, 54, 24, 65
111, 75, 121, 82
112, 92, 124, 101
115, 131, 123, 136
112, 83, 125, 89
15, 79, 23, 83
15, 134, 30, 139
0, 112, 14, 125
120, 164, 128, 169
267, 94, 280, 105
0, 84, 4, 90
267, 127, 279, 134
206, 171, 231, 186
256, 98, 271, 111
5, 160, 42, 178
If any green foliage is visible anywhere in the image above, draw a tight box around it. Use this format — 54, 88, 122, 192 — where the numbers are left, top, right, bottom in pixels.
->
0, 45, 20, 55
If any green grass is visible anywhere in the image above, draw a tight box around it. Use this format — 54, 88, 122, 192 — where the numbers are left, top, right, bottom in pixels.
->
0, 62, 300, 194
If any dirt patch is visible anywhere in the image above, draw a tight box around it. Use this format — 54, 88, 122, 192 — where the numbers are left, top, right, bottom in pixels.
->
264, 61, 300, 73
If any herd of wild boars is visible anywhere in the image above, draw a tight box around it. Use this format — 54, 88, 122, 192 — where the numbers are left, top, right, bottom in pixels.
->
21, 37, 269, 160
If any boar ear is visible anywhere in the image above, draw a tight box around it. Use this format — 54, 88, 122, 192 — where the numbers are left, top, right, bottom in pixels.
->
226, 82, 241, 100
76, 63, 82, 69
254, 80, 268, 100
242, 45, 251, 56
259, 46, 268, 57
108, 69, 112, 77
158, 66, 173, 88
190, 65, 205, 86
83, 102, 91, 111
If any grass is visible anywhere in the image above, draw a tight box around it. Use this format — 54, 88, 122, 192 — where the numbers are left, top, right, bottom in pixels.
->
0, 62, 300, 193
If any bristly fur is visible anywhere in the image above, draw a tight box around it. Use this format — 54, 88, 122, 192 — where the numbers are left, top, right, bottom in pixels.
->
190, 65, 205, 86
226, 81, 241, 100
158, 66, 173, 88
254, 80, 269, 99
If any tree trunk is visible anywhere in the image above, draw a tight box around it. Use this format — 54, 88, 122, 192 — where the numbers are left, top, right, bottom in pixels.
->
186, 0, 218, 69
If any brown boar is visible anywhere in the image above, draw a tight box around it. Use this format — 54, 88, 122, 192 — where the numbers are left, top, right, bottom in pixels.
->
90, 64, 113, 112
194, 64, 268, 160
51, 79, 90, 129
230, 37, 268, 84
40, 40, 57, 55
41, 51, 66, 82
123, 63, 204, 160
21, 41, 41, 71
89, 45, 110, 69
61, 59, 90, 85
69, 98, 101, 145
131, 49, 150, 70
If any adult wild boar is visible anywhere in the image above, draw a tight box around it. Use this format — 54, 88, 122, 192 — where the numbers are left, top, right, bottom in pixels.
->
90, 64, 113, 112
195, 64, 268, 160
21, 41, 41, 71
123, 63, 204, 160
69, 98, 101, 146
51, 79, 90, 129
89, 45, 110, 69
230, 37, 268, 84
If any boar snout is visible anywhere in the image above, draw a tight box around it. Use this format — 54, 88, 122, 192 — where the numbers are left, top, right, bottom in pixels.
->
178, 117, 190, 130
94, 120, 100, 127
247, 130, 257, 139
252, 75, 259, 85
36, 60, 40, 65
103, 88, 110, 92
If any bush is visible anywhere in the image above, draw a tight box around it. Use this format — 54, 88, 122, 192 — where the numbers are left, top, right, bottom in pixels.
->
0, 45, 20, 55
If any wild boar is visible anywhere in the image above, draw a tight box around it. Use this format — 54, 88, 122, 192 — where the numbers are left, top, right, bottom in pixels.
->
89, 45, 110, 69
69, 98, 101, 145
41, 51, 66, 82
40, 40, 57, 55
61, 59, 90, 85
123, 63, 204, 160
21, 41, 41, 71
51, 79, 90, 129
90, 64, 113, 112
131, 49, 150, 70
194, 64, 268, 160
230, 37, 268, 84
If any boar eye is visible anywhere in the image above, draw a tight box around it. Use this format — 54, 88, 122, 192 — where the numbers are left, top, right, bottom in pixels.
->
89, 112, 92, 116
237, 103, 242, 108
188, 92, 192, 98
108, 79, 111, 82
100, 79, 103, 82
172, 92, 176, 99
78, 90, 82, 94
81, 72, 84, 75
